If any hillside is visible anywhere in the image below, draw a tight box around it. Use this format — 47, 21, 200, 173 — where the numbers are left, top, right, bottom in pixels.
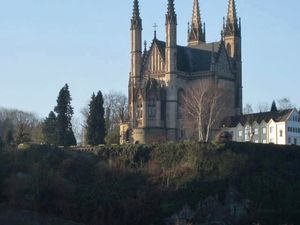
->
0, 142, 300, 224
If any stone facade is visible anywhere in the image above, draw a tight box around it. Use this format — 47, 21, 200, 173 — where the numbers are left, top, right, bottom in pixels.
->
121, 0, 242, 144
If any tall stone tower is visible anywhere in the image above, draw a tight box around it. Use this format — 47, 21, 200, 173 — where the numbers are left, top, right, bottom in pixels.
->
188, 0, 206, 46
130, 0, 142, 86
223, 0, 242, 115
165, 0, 178, 140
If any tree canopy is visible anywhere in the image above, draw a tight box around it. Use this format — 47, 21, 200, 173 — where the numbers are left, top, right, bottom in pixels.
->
15, 124, 31, 145
86, 91, 106, 146
270, 100, 278, 112
54, 84, 76, 147
42, 111, 58, 145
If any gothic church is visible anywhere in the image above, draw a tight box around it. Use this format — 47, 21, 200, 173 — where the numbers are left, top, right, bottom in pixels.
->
120, 0, 242, 144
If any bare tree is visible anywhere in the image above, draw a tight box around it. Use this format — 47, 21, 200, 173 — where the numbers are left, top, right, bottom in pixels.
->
72, 117, 84, 146
243, 103, 253, 115
256, 102, 270, 113
104, 91, 128, 126
80, 91, 128, 145
0, 107, 41, 142
103, 91, 128, 144
180, 80, 232, 142
277, 97, 294, 110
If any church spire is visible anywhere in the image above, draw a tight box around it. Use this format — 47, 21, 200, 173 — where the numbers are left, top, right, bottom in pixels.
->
131, 0, 142, 30
188, 0, 205, 46
130, 0, 142, 85
224, 0, 240, 37
166, 0, 177, 47
192, 0, 202, 29
166, 0, 177, 23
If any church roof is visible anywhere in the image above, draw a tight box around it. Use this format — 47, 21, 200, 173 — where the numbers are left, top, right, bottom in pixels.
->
221, 109, 294, 128
154, 40, 218, 73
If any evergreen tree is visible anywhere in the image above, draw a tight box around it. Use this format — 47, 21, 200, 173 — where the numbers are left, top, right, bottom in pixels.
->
0, 136, 4, 150
270, 100, 278, 112
65, 130, 77, 147
15, 124, 31, 145
42, 111, 58, 145
4, 130, 14, 146
86, 91, 106, 145
54, 84, 76, 147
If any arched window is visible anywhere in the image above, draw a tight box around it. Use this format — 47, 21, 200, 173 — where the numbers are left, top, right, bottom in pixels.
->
227, 43, 232, 57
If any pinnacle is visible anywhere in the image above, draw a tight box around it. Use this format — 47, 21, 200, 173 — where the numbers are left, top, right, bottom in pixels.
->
167, 0, 175, 16
191, 0, 202, 29
227, 0, 237, 24
132, 0, 140, 20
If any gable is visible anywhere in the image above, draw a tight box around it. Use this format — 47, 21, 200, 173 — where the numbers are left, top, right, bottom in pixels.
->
287, 109, 300, 122
142, 41, 165, 74
216, 44, 233, 78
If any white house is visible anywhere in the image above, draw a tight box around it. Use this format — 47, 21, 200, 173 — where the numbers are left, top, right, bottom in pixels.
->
221, 109, 300, 146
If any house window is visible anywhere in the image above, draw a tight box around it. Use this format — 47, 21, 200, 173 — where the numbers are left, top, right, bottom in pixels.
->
288, 137, 291, 144
298, 128, 300, 133
262, 139, 267, 144
245, 126, 251, 141
254, 140, 259, 143
294, 138, 297, 145
262, 128, 266, 134
270, 127, 274, 134
279, 130, 283, 137
238, 130, 242, 137
254, 128, 258, 135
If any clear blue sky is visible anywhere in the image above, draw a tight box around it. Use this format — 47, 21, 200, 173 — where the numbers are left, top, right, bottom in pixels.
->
0, 0, 299, 120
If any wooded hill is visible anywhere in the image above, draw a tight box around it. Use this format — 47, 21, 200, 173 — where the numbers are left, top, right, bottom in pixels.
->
0, 141, 299, 224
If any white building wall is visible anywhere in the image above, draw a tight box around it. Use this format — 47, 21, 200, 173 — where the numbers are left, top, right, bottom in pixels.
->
236, 124, 244, 142
286, 111, 300, 145
276, 123, 286, 145
268, 121, 276, 144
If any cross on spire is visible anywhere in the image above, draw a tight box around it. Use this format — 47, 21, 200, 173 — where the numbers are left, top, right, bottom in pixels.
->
153, 23, 158, 39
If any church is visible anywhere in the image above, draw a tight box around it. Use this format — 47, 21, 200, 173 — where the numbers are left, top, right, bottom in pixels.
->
120, 0, 242, 144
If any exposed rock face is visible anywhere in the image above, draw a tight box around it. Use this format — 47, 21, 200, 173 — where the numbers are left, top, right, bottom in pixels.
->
166, 185, 249, 225
166, 204, 195, 225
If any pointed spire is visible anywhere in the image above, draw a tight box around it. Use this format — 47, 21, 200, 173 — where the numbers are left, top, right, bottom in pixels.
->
227, 0, 237, 25
188, 0, 205, 45
166, 0, 177, 24
131, 0, 142, 30
167, 0, 175, 16
144, 40, 147, 52
191, 0, 202, 29
132, 0, 140, 20
224, 0, 240, 37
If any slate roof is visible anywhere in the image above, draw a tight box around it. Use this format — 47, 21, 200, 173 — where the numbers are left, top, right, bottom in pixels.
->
220, 109, 294, 128
154, 40, 218, 73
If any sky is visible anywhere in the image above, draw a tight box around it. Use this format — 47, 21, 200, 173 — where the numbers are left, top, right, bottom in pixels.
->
0, 0, 299, 121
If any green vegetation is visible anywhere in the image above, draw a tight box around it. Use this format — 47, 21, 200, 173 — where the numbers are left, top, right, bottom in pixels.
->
53, 84, 76, 147
86, 91, 106, 145
0, 142, 300, 224
15, 124, 31, 145
42, 111, 58, 145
